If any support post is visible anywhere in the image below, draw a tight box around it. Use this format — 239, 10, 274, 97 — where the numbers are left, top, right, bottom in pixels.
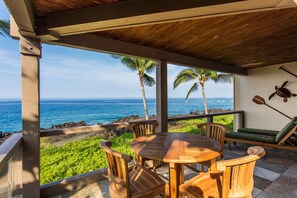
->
156, 60, 168, 133
206, 116, 213, 123
238, 111, 245, 129
21, 36, 41, 198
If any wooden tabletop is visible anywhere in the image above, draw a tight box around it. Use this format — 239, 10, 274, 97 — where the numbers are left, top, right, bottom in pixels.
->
131, 132, 222, 164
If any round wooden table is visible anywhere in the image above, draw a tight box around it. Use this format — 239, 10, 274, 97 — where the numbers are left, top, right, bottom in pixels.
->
131, 132, 222, 198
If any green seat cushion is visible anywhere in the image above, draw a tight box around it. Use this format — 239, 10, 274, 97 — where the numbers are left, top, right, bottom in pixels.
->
237, 128, 278, 136
226, 132, 276, 144
275, 120, 297, 143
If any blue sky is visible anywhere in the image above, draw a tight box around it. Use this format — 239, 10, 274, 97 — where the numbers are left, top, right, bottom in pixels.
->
0, 2, 233, 99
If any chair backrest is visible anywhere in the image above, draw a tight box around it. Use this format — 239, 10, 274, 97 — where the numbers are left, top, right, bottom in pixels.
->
99, 141, 133, 198
216, 146, 265, 198
275, 117, 297, 143
131, 122, 158, 139
197, 123, 229, 146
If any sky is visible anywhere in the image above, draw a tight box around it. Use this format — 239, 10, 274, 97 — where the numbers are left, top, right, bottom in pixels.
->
0, 2, 233, 99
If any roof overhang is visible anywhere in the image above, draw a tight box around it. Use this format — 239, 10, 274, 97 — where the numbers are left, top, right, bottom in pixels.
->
4, 0, 297, 75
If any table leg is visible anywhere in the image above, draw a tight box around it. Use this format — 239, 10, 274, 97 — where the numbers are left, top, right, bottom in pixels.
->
136, 155, 143, 165
169, 163, 183, 198
209, 158, 217, 171
180, 164, 184, 184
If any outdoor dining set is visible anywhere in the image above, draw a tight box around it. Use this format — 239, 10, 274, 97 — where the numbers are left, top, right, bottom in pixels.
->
100, 122, 267, 198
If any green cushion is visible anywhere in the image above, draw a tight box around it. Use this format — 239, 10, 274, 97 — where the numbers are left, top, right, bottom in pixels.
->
226, 132, 276, 144
275, 121, 297, 143
238, 128, 278, 136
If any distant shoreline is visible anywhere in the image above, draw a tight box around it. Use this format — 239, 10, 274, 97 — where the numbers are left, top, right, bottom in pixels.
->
0, 97, 233, 101
0, 98, 233, 132
0, 108, 232, 145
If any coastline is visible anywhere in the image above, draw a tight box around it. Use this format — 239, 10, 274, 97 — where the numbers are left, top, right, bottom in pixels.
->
0, 98, 233, 132
0, 108, 232, 145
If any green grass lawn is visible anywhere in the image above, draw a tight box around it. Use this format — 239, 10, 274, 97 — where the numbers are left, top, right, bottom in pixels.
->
40, 115, 234, 184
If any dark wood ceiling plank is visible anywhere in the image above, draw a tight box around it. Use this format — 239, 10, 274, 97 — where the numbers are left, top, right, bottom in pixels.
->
37, 0, 297, 36
94, 8, 297, 68
32, 0, 121, 16
49, 34, 247, 75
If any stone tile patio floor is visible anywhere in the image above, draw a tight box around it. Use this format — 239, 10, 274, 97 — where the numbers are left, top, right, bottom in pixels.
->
56, 143, 297, 198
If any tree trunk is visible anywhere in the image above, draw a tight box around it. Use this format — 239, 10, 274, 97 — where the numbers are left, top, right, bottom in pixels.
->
201, 83, 208, 114
139, 76, 149, 120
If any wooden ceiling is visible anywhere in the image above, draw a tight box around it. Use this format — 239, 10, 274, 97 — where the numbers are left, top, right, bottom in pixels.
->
32, 0, 122, 16
15, 0, 297, 72
94, 8, 297, 68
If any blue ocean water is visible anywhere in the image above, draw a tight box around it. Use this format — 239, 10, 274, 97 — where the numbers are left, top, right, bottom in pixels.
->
0, 98, 233, 132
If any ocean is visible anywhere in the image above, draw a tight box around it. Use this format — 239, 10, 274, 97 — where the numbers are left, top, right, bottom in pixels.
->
0, 98, 233, 132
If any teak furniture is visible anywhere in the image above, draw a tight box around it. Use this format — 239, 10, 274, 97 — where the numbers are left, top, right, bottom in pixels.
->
187, 123, 228, 172
100, 140, 165, 198
131, 122, 158, 139
179, 146, 265, 198
131, 132, 222, 198
225, 117, 297, 152
130, 122, 162, 171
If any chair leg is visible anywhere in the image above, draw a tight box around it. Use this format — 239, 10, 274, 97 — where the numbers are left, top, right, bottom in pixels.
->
201, 164, 205, 172
228, 141, 232, 150
161, 183, 169, 198
137, 155, 145, 166
152, 160, 157, 172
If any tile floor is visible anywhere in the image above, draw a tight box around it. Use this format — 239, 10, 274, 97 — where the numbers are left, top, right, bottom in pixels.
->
55, 143, 297, 198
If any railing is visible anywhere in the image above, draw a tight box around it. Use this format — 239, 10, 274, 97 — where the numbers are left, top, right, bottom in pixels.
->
0, 133, 22, 197
40, 110, 244, 137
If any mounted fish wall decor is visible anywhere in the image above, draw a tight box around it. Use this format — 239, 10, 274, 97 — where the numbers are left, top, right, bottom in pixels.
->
279, 66, 297, 78
269, 81, 297, 102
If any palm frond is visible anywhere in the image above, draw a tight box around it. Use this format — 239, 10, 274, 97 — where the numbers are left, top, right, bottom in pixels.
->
206, 70, 217, 78
173, 69, 198, 89
211, 73, 233, 83
111, 54, 121, 59
143, 73, 156, 87
111, 55, 138, 71
0, 20, 10, 37
185, 83, 198, 101
144, 60, 157, 73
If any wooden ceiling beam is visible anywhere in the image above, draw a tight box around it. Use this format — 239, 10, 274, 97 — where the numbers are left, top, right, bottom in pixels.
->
38, 0, 297, 36
48, 34, 247, 75
3, 0, 35, 35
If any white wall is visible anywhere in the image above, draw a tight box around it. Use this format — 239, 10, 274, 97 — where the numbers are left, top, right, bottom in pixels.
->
234, 62, 297, 131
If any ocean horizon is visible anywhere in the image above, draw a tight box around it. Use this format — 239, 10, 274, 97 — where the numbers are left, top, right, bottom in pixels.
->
0, 97, 233, 132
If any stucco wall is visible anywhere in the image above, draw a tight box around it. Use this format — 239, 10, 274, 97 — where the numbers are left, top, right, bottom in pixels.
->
234, 62, 297, 131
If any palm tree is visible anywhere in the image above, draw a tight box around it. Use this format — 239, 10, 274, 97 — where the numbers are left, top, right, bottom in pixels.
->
174, 68, 232, 114
112, 56, 156, 120
0, 20, 9, 37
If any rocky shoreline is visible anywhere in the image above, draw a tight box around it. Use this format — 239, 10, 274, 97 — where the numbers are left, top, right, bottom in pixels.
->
0, 108, 231, 145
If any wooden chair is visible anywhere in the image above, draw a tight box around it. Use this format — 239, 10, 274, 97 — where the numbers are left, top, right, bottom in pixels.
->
131, 122, 158, 139
198, 123, 228, 146
131, 122, 163, 171
187, 123, 229, 172
179, 146, 265, 198
100, 140, 166, 198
